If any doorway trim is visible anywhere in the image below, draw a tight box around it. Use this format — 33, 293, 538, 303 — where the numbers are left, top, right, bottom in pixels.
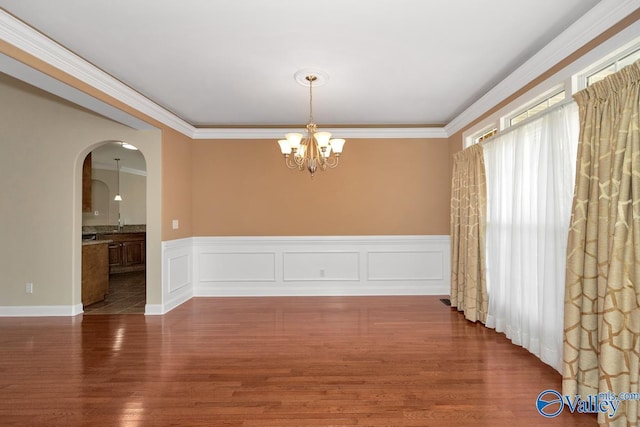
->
74, 131, 162, 315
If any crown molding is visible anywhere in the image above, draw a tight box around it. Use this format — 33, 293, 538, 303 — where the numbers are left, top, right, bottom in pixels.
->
2, 2, 638, 141
0, 51, 155, 130
191, 127, 448, 140
445, 0, 640, 136
0, 10, 448, 140
0, 9, 195, 137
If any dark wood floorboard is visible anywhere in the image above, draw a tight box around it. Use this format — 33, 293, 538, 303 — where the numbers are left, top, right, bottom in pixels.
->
0, 296, 596, 426
84, 271, 146, 314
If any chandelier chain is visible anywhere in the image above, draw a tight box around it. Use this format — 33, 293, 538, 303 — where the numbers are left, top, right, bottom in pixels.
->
308, 75, 315, 124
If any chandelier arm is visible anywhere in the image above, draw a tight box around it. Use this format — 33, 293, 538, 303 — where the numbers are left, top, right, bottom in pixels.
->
320, 152, 329, 171
283, 155, 299, 169
315, 137, 325, 170
312, 139, 319, 163
294, 137, 310, 167
325, 156, 340, 168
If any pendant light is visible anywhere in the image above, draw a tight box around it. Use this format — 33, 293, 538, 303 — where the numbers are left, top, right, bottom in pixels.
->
114, 158, 122, 201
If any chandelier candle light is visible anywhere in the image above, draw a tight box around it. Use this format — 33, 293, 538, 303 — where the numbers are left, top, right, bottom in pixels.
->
277, 72, 345, 177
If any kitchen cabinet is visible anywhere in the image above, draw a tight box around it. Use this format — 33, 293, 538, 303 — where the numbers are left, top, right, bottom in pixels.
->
82, 241, 109, 306
98, 232, 146, 274
82, 152, 92, 212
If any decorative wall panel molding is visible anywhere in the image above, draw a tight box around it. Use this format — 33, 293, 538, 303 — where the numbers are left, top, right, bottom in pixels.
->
154, 238, 193, 315
168, 254, 191, 292
367, 250, 443, 281
199, 252, 276, 282
283, 251, 360, 282
190, 235, 450, 297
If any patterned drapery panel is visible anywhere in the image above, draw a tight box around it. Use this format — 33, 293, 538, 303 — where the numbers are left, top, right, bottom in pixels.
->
450, 143, 488, 323
563, 60, 640, 426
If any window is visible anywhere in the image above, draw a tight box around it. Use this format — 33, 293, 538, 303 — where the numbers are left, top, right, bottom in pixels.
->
585, 48, 640, 86
508, 90, 565, 127
472, 127, 498, 145
463, 37, 639, 151
483, 102, 579, 372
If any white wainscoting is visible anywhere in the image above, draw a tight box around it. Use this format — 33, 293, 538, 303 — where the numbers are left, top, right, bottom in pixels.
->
191, 235, 450, 297
151, 238, 193, 315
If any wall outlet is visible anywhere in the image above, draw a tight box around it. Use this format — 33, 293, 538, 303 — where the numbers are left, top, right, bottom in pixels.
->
94, 210, 99, 216
172, 219, 179, 230
319, 269, 325, 278
25, 282, 33, 294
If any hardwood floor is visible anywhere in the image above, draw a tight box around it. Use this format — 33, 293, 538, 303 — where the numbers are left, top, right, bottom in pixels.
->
0, 296, 596, 426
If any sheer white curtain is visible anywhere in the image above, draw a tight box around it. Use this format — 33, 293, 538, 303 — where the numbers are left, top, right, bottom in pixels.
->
483, 102, 579, 372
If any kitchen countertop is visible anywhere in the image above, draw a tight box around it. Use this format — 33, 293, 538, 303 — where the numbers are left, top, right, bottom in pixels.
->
82, 225, 146, 234
82, 239, 113, 246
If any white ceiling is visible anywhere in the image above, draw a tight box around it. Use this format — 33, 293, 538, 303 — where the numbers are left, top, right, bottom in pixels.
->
0, 0, 615, 128
91, 141, 147, 175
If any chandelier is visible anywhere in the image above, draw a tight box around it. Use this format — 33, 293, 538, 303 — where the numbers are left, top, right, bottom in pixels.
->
277, 72, 345, 177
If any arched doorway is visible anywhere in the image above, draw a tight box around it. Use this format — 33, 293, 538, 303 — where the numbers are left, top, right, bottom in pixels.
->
80, 141, 148, 314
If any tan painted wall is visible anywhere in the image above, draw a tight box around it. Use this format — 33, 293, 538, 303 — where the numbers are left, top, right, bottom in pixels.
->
448, 130, 463, 172
0, 40, 194, 242
162, 128, 193, 240
192, 138, 451, 236
0, 74, 162, 307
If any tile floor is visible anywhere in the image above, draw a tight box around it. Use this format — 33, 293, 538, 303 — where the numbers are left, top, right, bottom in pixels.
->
83, 270, 146, 314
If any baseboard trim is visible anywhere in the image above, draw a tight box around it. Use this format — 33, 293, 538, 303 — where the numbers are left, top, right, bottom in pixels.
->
144, 304, 164, 315
195, 281, 449, 297
160, 284, 193, 315
0, 303, 83, 317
